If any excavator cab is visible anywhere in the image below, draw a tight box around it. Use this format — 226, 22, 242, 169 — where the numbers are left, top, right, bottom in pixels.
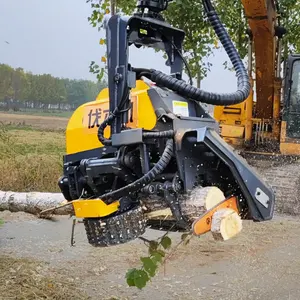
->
282, 55, 300, 140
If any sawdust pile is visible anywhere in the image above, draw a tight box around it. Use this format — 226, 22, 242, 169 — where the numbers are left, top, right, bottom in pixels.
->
0, 255, 90, 300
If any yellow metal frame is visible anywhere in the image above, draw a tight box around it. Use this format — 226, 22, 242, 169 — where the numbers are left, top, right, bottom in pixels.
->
66, 80, 157, 155
72, 199, 120, 218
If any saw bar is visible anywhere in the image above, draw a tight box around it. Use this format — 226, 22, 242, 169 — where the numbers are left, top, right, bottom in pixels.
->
192, 196, 239, 236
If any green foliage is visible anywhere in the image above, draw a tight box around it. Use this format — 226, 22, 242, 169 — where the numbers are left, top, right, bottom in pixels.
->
275, 0, 300, 59
214, 0, 300, 63
87, 0, 300, 84
86, 0, 215, 85
125, 232, 193, 289
0, 219, 4, 226
0, 64, 106, 109
160, 236, 172, 249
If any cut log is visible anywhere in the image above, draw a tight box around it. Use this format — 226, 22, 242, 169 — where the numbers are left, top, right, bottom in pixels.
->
144, 208, 172, 219
180, 186, 225, 222
141, 186, 226, 226
0, 190, 72, 215
211, 208, 242, 241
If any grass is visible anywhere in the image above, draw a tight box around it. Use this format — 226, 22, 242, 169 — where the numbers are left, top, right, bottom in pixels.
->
0, 123, 65, 192
0, 255, 90, 300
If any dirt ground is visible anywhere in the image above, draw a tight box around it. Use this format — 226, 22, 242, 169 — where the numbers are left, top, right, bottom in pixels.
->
0, 112, 68, 130
1, 211, 300, 300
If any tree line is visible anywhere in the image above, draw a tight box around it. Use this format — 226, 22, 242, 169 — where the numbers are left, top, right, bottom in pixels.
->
0, 63, 107, 111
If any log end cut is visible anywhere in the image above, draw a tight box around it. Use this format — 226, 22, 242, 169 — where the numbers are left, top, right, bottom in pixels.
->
211, 208, 242, 241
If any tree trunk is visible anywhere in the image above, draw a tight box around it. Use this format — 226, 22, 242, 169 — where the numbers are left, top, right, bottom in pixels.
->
1, 187, 236, 237
197, 72, 201, 88
0, 191, 71, 215
110, 0, 116, 15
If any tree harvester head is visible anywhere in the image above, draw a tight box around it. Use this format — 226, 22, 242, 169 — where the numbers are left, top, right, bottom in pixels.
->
58, 0, 275, 247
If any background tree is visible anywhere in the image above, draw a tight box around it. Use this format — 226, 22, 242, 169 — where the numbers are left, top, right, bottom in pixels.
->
87, 0, 300, 85
0, 63, 107, 111
87, 0, 215, 87
215, 0, 300, 62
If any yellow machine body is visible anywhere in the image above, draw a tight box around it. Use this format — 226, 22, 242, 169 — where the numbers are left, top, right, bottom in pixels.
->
72, 199, 120, 218
65, 80, 158, 219
214, 102, 247, 147
66, 80, 157, 156
279, 121, 300, 155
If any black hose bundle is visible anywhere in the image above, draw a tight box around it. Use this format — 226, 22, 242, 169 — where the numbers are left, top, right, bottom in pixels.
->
100, 138, 174, 204
134, 0, 251, 106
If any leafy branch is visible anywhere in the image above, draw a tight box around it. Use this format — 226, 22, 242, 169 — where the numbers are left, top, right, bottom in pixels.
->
86, 0, 111, 81
126, 231, 193, 289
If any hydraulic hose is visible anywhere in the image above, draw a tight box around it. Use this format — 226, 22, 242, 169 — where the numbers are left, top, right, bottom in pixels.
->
134, 1, 251, 106
142, 129, 174, 139
98, 112, 175, 146
97, 107, 119, 146
100, 138, 174, 204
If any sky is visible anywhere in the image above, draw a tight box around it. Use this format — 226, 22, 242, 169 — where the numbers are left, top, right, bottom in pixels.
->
0, 0, 237, 93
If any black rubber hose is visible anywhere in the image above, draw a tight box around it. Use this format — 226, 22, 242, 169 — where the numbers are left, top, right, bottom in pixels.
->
100, 138, 174, 204
98, 112, 175, 146
143, 130, 174, 139
97, 107, 119, 146
135, 9, 250, 105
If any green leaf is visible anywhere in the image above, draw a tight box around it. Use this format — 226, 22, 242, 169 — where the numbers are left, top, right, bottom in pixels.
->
97, 68, 105, 81
181, 233, 192, 245
141, 257, 157, 277
148, 240, 159, 255
134, 270, 149, 289
161, 236, 172, 249
101, 3, 107, 10
125, 268, 136, 287
181, 233, 190, 241
156, 249, 165, 257
151, 251, 163, 263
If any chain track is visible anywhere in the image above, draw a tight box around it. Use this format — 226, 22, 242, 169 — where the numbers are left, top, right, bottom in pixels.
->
83, 205, 147, 247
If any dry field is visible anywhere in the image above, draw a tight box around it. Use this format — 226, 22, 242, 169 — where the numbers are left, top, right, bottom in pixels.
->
0, 112, 68, 131
0, 113, 67, 192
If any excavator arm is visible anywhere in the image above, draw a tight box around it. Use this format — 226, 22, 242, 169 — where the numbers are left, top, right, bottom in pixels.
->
241, 0, 277, 120
214, 0, 287, 149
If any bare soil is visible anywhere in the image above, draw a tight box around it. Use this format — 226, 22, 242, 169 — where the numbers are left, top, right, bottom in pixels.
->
1, 211, 300, 300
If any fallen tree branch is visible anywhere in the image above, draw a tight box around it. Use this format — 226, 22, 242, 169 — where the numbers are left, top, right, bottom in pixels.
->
0, 190, 72, 215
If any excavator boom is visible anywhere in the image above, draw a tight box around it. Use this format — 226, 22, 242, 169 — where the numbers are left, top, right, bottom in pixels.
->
214, 0, 290, 149
242, 0, 276, 119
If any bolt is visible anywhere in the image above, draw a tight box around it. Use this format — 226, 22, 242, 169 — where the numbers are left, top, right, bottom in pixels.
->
149, 185, 155, 194
114, 73, 122, 82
